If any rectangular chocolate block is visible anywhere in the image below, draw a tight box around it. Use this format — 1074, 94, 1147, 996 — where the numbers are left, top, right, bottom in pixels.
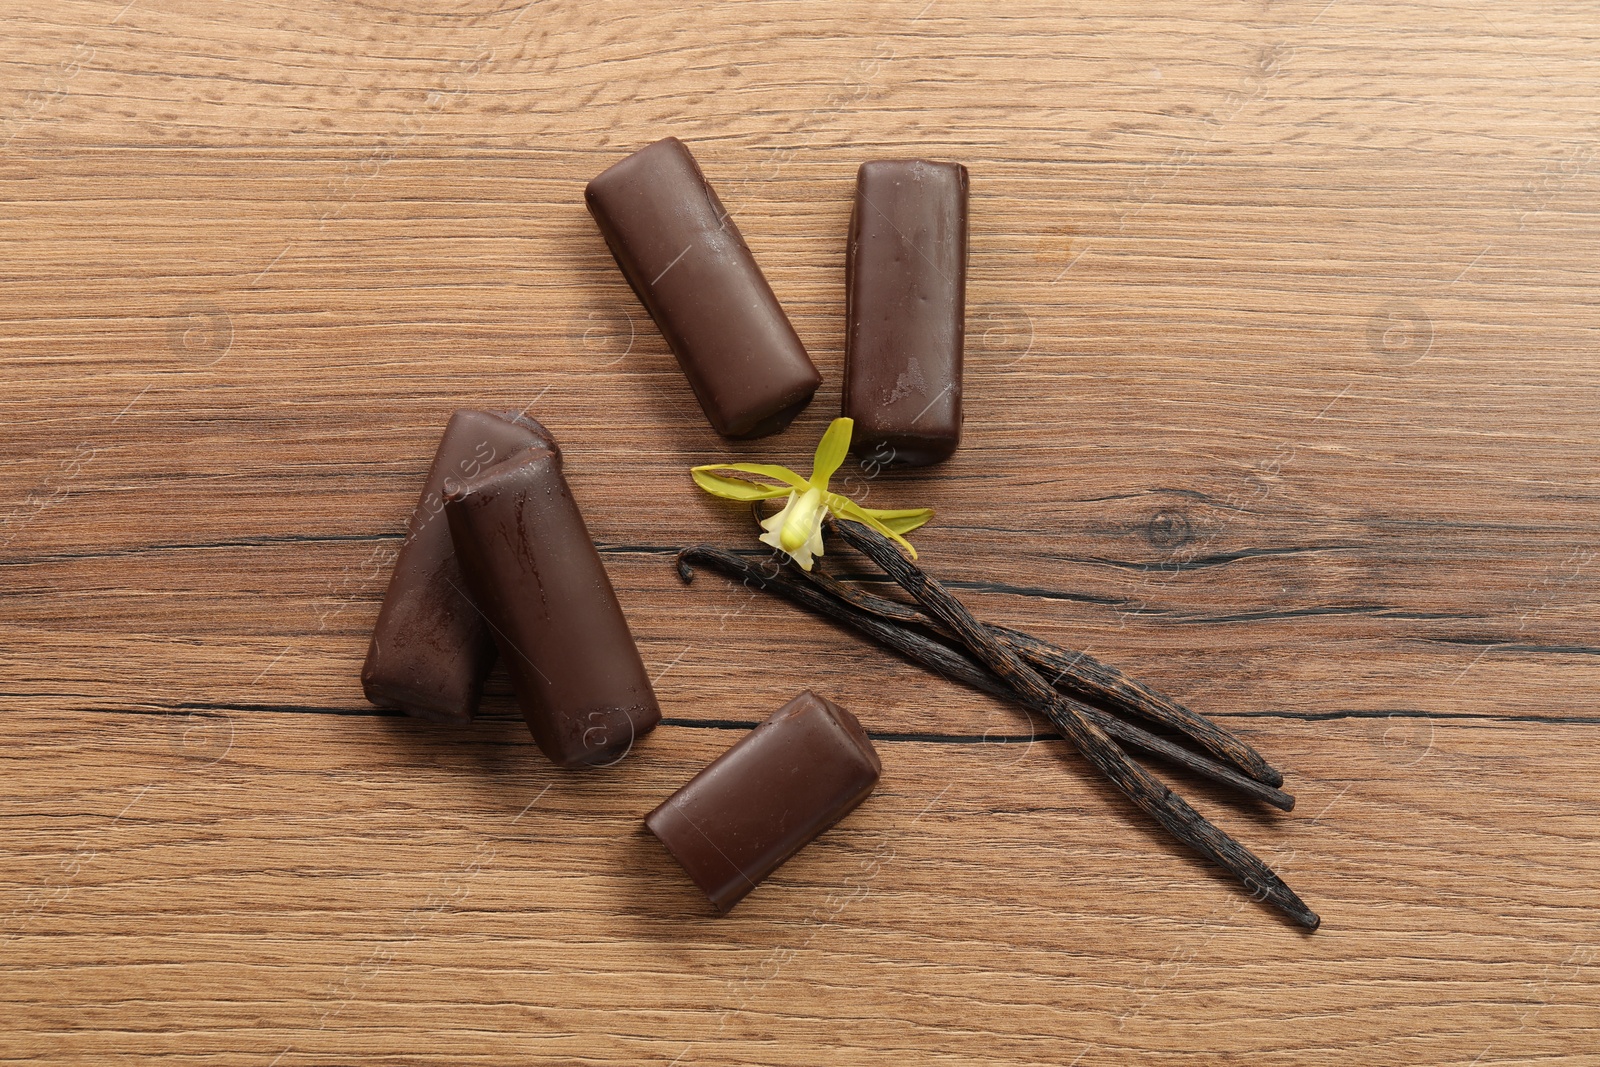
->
585, 136, 822, 438
361, 409, 556, 722
645, 691, 881, 913
444, 439, 660, 767
844, 159, 969, 466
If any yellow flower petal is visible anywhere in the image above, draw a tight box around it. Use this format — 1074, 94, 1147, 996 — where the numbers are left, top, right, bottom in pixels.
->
853, 504, 934, 536
832, 499, 921, 559
691, 468, 795, 501
692, 461, 810, 490
808, 417, 853, 491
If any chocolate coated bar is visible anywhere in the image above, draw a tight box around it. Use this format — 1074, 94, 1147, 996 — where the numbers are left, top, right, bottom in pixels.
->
444, 441, 660, 767
844, 159, 969, 466
361, 409, 556, 722
646, 691, 881, 913
585, 137, 822, 438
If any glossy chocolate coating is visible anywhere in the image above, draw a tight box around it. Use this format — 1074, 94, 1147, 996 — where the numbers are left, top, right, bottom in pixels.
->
646, 691, 881, 913
844, 159, 969, 466
444, 442, 660, 768
360, 409, 556, 722
585, 137, 822, 438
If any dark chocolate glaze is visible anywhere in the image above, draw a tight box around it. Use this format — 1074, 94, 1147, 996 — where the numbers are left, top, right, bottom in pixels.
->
360, 409, 556, 722
585, 137, 822, 438
444, 442, 660, 768
645, 690, 881, 914
844, 159, 969, 466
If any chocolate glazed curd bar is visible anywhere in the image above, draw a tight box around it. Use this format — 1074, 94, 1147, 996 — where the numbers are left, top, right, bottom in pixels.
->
444, 438, 660, 768
844, 159, 970, 466
646, 691, 882, 913
361, 409, 557, 722
585, 136, 822, 438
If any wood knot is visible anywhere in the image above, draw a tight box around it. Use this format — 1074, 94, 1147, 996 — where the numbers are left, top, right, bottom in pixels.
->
1145, 509, 1194, 550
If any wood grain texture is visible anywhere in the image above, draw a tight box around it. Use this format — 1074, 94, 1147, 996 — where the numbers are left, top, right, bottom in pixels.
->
2, 0, 1596, 1063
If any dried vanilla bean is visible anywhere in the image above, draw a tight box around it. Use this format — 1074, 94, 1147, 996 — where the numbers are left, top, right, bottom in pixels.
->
826, 519, 1319, 929
798, 563, 1283, 788
676, 545, 1295, 811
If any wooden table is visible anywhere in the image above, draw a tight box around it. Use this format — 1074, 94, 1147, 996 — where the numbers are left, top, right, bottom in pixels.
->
3, 1, 1596, 1063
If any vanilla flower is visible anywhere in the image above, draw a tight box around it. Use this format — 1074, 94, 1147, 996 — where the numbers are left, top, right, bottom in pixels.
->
690, 418, 933, 570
